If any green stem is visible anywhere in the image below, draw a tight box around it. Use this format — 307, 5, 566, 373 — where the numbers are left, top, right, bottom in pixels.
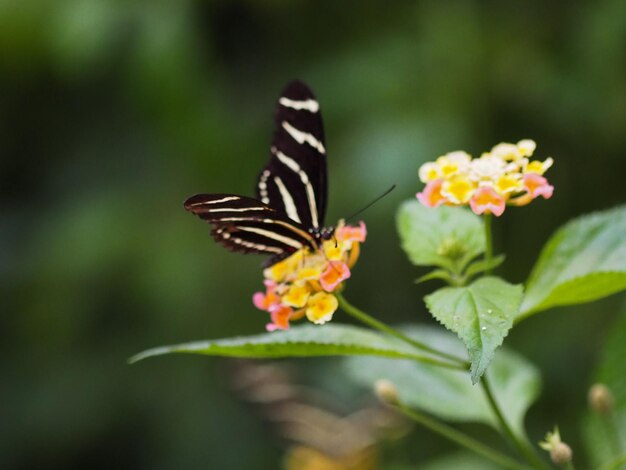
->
336, 292, 468, 368
484, 213, 493, 275
565, 461, 576, 470
395, 402, 531, 470
481, 375, 549, 470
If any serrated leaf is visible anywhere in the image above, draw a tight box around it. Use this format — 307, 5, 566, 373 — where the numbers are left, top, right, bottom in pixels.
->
397, 200, 484, 270
520, 205, 626, 320
582, 309, 626, 469
344, 325, 540, 437
424, 277, 523, 383
130, 324, 438, 364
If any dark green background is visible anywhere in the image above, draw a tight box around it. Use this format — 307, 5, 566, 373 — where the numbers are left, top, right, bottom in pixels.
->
1, 1, 625, 468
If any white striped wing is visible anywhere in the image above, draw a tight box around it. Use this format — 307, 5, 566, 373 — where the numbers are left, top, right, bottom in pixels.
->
256, 80, 328, 230
184, 193, 317, 265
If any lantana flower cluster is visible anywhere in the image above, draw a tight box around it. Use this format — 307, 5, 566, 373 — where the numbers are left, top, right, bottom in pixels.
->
416, 139, 554, 216
253, 221, 366, 331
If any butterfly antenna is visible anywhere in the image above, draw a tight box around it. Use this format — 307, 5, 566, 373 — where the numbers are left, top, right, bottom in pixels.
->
345, 184, 396, 223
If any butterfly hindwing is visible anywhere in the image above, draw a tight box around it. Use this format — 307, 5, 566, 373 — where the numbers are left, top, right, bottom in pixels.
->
184, 193, 316, 261
256, 80, 328, 230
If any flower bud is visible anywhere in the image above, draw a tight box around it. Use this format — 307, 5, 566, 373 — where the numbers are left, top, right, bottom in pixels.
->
375, 379, 399, 406
588, 383, 614, 414
436, 236, 467, 261
540, 427, 573, 466
550, 442, 573, 466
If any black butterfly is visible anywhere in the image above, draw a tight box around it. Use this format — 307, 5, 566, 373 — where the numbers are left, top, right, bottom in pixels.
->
185, 81, 334, 267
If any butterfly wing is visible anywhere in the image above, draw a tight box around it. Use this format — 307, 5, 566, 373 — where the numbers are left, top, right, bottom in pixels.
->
256, 80, 328, 230
184, 193, 317, 265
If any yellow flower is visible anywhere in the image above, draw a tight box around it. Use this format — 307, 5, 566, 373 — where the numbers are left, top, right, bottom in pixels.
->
254, 221, 367, 331
418, 162, 441, 182
517, 139, 536, 157
416, 139, 553, 216
442, 176, 475, 204
525, 157, 553, 175
490, 142, 521, 161
305, 292, 339, 324
266, 251, 303, 282
436, 151, 471, 178
494, 174, 523, 195
283, 283, 311, 308
323, 240, 344, 261
296, 265, 324, 281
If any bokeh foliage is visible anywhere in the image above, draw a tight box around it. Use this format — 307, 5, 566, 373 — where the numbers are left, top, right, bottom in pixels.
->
1, 0, 625, 468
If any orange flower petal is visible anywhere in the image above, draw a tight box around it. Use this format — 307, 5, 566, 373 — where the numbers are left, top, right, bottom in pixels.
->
416, 179, 446, 207
523, 173, 554, 199
337, 221, 367, 243
320, 262, 351, 292
266, 305, 292, 331
470, 186, 506, 217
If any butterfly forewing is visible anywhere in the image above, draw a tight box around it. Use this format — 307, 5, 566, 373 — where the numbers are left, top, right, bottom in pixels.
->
256, 80, 328, 229
184, 193, 317, 262
186, 81, 329, 267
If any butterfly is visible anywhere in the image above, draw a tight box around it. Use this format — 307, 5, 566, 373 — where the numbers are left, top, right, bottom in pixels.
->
184, 80, 334, 267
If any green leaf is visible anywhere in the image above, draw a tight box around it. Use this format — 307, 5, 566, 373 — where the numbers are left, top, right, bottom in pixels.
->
130, 323, 437, 363
424, 277, 523, 383
582, 310, 626, 469
463, 254, 505, 280
397, 200, 484, 271
344, 325, 540, 437
415, 268, 454, 285
520, 205, 626, 320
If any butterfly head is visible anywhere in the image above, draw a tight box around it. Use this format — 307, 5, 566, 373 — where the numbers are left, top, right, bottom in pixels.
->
319, 226, 335, 241
308, 226, 336, 247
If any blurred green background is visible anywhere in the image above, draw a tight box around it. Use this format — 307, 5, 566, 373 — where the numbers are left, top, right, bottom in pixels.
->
2, 0, 626, 468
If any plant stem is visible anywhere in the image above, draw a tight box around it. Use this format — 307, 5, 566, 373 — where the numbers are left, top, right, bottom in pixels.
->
336, 292, 468, 368
394, 402, 531, 470
484, 213, 493, 275
481, 375, 549, 470
565, 462, 576, 470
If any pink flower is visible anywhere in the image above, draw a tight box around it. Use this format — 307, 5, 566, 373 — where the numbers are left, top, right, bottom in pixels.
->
470, 186, 506, 217
252, 220, 365, 331
416, 179, 446, 207
337, 221, 367, 243
523, 173, 554, 199
252, 280, 280, 312
265, 305, 293, 331
320, 261, 351, 292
